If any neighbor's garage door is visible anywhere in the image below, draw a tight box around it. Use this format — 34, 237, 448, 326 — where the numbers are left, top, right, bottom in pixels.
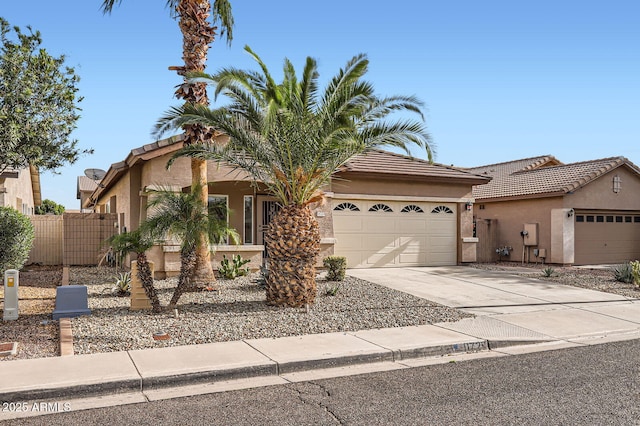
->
574, 212, 640, 265
332, 200, 457, 268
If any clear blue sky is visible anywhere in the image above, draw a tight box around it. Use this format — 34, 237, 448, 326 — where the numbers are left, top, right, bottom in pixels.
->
3, 1, 639, 210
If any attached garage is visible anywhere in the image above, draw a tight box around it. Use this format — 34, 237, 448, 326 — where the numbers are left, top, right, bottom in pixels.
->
332, 199, 458, 268
574, 211, 640, 265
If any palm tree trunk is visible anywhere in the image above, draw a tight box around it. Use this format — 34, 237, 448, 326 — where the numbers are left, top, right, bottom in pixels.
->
169, 247, 197, 308
265, 205, 320, 307
175, 0, 218, 288
136, 252, 162, 313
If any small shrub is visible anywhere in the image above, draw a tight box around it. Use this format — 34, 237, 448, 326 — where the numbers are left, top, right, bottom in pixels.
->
323, 256, 347, 281
0, 207, 35, 272
112, 271, 131, 296
612, 262, 634, 284
631, 260, 640, 288
218, 254, 250, 279
541, 267, 555, 277
326, 282, 341, 296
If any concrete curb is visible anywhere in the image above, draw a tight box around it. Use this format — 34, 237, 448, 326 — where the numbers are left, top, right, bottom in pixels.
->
0, 338, 502, 402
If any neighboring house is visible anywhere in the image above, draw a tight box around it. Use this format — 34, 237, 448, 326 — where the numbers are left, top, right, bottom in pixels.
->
468, 155, 640, 265
86, 135, 490, 277
0, 165, 41, 214
76, 176, 100, 212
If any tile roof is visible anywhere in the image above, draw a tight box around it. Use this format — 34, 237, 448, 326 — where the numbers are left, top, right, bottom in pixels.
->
468, 155, 640, 200
339, 149, 491, 184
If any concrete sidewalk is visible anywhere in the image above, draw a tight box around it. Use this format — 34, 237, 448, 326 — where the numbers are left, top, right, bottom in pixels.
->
2, 265, 640, 419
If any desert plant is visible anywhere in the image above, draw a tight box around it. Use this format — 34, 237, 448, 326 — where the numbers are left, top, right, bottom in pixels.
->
631, 260, 640, 288
612, 262, 634, 284
325, 282, 342, 297
107, 230, 161, 312
542, 267, 555, 277
141, 184, 239, 307
323, 256, 347, 282
0, 206, 35, 272
102, 0, 234, 288
218, 254, 250, 279
157, 47, 432, 307
104, 271, 131, 296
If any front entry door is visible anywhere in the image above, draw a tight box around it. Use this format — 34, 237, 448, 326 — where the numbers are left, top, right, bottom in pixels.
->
256, 196, 282, 256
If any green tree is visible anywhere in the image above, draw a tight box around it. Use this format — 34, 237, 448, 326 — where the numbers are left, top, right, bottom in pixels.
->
141, 184, 238, 307
156, 46, 433, 307
0, 18, 90, 175
101, 0, 234, 288
0, 206, 35, 271
35, 199, 65, 215
107, 230, 161, 313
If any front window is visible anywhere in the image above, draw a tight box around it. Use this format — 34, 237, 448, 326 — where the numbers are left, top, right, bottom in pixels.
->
208, 195, 229, 244
243, 195, 254, 244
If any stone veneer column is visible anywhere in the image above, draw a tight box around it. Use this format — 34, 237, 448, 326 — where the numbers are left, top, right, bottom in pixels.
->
130, 260, 154, 311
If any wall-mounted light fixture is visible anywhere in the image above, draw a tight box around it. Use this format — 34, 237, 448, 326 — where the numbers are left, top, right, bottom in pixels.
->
567, 208, 575, 218
465, 202, 473, 211
613, 175, 621, 193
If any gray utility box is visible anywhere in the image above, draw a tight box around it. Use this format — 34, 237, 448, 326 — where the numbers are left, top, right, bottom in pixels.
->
3, 269, 19, 321
52, 285, 91, 320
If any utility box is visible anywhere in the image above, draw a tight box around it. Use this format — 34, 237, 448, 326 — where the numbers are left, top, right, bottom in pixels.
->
3, 269, 19, 321
52, 285, 91, 320
523, 223, 539, 246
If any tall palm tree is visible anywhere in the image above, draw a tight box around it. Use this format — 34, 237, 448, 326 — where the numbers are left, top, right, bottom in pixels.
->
100, 0, 234, 287
156, 46, 433, 308
107, 230, 161, 313
141, 185, 239, 307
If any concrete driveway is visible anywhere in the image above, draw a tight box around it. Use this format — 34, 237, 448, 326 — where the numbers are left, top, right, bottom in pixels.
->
348, 266, 640, 343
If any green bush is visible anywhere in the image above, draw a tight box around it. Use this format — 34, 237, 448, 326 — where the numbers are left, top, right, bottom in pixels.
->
612, 262, 634, 284
323, 256, 347, 281
0, 207, 35, 271
631, 261, 640, 288
541, 266, 555, 277
218, 254, 250, 279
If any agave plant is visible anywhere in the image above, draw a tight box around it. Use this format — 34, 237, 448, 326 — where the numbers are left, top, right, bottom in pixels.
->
155, 46, 432, 307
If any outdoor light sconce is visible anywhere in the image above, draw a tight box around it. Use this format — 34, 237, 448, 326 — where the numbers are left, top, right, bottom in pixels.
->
567, 208, 575, 218
465, 202, 473, 211
613, 175, 621, 193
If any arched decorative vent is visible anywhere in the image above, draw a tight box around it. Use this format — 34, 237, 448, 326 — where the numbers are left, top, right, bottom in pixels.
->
369, 203, 393, 212
431, 205, 453, 214
401, 204, 424, 213
334, 202, 360, 212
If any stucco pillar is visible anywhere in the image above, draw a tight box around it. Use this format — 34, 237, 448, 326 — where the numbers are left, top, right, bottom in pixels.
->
550, 209, 575, 265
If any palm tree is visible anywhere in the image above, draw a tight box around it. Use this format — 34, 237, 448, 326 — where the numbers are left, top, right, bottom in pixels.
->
141, 185, 239, 307
155, 46, 433, 308
107, 230, 162, 313
101, 0, 234, 287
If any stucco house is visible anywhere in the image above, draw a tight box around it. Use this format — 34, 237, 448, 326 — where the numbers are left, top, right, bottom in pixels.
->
84, 135, 490, 277
468, 155, 640, 265
0, 165, 41, 214
77, 176, 100, 212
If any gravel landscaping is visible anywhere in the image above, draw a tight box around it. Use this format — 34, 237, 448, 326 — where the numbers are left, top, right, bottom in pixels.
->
1, 265, 470, 360
71, 268, 470, 355
2, 262, 638, 361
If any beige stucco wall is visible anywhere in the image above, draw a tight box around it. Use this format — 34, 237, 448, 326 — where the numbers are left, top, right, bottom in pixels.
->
563, 166, 640, 210
475, 197, 564, 263
0, 168, 35, 213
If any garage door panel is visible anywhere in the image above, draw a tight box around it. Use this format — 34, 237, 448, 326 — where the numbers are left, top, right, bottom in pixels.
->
333, 215, 364, 232
398, 252, 427, 265
364, 217, 396, 232
399, 218, 427, 232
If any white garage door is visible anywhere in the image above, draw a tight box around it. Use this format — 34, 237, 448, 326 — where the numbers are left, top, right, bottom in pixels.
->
332, 200, 457, 268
